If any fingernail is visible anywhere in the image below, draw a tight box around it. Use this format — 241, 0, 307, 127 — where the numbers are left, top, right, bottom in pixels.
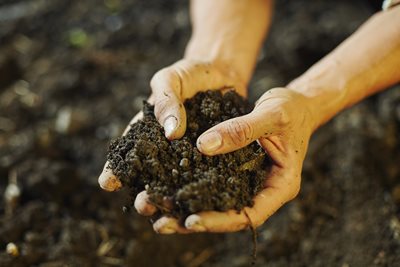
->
164, 116, 177, 138
98, 171, 122, 191
153, 217, 177, 234
188, 223, 206, 232
197, 131, 222, 154
134, 191, 157, 216
185, 215, 206, 232
158, 227, 176, 234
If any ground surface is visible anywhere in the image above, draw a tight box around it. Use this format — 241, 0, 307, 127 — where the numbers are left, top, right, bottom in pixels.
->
0, 0, 400, 266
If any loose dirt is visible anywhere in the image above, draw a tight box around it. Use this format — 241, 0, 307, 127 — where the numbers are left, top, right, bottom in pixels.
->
107, 90, 270, 217
1, 0, 399, 266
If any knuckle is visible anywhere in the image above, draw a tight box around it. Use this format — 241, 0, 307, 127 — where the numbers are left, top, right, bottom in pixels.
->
153, 97, 170, 120
225, 119, 253, 147
151, 67, 183, 98
150, 69, 167, 88
150, 67, 174, 86
151, 68, 177, 89
271, 106, 291, 128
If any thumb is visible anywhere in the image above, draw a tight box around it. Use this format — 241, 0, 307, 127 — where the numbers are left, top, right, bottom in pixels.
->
151, 68, 186, 140
196, 109, 271, 156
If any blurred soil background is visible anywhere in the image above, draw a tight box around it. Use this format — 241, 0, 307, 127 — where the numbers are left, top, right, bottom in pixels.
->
0, 0, 399, 266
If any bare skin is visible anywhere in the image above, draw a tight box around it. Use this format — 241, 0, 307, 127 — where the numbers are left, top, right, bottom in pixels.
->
99, 1, 400, 233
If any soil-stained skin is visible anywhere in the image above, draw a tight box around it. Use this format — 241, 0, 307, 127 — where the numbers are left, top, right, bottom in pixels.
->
107, 90, 271, 217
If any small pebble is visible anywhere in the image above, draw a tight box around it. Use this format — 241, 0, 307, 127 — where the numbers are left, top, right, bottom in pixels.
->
227, 177, 236, 184
179, 158, 189, 168
6, 242, 19, 257
55, 106, 90, 134
5, 183, 20, 203
5, 183, 20, 214
171, 169, 179, 177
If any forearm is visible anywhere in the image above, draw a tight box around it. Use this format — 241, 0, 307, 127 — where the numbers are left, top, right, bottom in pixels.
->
185, 0, 273, 85
289, 7, 400, 130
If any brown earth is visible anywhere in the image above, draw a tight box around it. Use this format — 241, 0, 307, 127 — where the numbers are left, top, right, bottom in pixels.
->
107, 90, 269, 217
0, 0, 399, 266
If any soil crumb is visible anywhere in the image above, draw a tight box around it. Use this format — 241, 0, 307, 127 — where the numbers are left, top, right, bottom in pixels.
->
107, 90, 271, 217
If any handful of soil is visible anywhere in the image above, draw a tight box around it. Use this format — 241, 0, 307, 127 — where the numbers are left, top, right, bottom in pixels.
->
107, 90, 270, 217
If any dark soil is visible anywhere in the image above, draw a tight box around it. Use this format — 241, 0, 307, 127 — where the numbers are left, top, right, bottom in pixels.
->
107, 90, 269, 217
1, 0, 400, 266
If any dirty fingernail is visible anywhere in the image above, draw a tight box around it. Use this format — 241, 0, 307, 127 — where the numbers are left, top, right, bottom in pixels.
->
164, 116, 177, 138
153, 217, 178, 234
134, 191, 157, 216
197, 131, 222, 154
185, 215, 206, 232
98, 170, 122, 191
188, 223, 206, 232
157, 227, 176, 234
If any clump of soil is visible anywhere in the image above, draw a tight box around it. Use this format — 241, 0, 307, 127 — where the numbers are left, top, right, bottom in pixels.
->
107, 90, 271, 217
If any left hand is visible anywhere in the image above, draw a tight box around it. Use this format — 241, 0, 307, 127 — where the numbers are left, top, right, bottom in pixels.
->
98, 59, 246, 192
153, 87, 315, 233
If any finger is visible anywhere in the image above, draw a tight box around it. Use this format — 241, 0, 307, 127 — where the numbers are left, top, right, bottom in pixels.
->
99, 110, 146, 191
171, 60, 248, 99
151, 69, 187, 140
134, 191, 157, 216
153, 216, 192, 234
196, 110, 271, 155
151, 60, 248, 140
164, 60, 247, 99
185, 173, 293, 233
185, 211, 248, 233
98, 163, 122, 191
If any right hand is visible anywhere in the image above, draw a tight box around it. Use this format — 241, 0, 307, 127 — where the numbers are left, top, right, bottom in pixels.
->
153, 87, 314, 233
98, 58, 246, 213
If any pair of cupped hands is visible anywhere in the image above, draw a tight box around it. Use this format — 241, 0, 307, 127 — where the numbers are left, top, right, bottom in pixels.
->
99, 59, 314, 234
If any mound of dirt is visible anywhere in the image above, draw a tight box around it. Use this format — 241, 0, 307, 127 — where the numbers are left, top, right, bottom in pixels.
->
107, 90, 271, 217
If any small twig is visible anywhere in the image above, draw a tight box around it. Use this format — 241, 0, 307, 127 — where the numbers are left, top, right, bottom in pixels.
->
244, 209, 258, 265
5, 169, 20, 216
238, 153, 266, 171
97, 239, 118, 257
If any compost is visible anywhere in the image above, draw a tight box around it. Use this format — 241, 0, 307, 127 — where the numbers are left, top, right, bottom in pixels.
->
107, 90, 270, 217
1, 0, 399, 266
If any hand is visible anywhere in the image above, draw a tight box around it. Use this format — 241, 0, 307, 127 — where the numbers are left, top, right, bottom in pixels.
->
98, 58, 246, 202
153, 87, 315, 233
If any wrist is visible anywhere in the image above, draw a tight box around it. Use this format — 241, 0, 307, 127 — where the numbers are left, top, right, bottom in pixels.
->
286, 53, 353, 130
287, 74, 348, 131
256, 87, 317, 136
184, 38, 255, 86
